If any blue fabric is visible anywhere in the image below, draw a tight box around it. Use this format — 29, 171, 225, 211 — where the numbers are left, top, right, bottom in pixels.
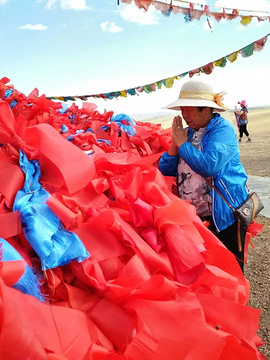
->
162, 7, 173, 16
61, 124, 69, 133
13, 150, 90, 270
85, 128, 94, 133
159, 114, 248, 231
57, 102, 68, 114
4, 89, 17, 109
76, 130, 84, 134
111, 113, 136, 136
0, 238, 44, 301
66, 129, 84, 141
68, 113, 76, 122
97, 139, 111, 145
9, 99, 18, 109
126, 89, 136, 96
184, 11, 191, 22
103, 92, 116, 100
5, 89, 13, 98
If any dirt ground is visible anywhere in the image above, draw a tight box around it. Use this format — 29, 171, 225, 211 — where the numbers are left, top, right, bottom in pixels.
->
246, 214, 270, 358
237, 109, 270, 358
238, 108, 270, 177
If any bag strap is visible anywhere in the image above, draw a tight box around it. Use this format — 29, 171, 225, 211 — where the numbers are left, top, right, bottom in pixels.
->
209, 183, 235, 212
237, 220, 242, 252
251, 193, 258, 222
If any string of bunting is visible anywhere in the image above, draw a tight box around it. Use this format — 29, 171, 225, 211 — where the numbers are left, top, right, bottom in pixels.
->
119, 0, 270, 24
47, 33, 269, 102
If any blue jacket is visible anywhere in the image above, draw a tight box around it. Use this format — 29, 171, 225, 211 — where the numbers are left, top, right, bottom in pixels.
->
159, 113, 248, 232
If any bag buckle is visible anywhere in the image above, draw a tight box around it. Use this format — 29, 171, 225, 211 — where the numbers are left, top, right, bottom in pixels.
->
241, 207, 250, 216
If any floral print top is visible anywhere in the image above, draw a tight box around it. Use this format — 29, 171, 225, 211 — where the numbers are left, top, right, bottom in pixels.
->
177, 127, 212, 217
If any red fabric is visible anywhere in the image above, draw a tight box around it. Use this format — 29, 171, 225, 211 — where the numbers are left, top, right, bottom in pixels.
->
89, 298, 135, 350
0, 149, 24, 207
0, 278, 95, 359
0, 211, 21, 239
202, 62, 214, 75
46, 195, 77, 229
124, 297, 226, 359
0, 260, 26, 287
74, 217, 126, 261
196, 292, 262, 346
163, 225, 205, 285
25, 124, 96, 194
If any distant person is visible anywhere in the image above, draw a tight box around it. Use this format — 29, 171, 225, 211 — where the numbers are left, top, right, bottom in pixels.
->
234, 100, 251, 143
158, 80, 249, 272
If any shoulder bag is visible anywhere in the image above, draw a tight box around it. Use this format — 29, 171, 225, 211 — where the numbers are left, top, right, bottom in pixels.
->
211, 186, 264, 252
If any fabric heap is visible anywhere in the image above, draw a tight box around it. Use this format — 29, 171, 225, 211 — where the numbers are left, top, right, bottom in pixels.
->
0, 77, 266, 359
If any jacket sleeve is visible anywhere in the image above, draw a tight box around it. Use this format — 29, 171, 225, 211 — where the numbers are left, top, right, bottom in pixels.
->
158, 152, 179, 177
178, 121, 238, 178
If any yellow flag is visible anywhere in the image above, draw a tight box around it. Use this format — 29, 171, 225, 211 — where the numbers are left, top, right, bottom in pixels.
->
165, 77, 174, 88
240, 16, 252, 26
227, 52, 239, 63
120, 90, 127, 98
214, 59, 224, 66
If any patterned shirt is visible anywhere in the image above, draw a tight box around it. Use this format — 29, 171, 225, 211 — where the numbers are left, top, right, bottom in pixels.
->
177, 127, 212, 217
239, 106, 248, 125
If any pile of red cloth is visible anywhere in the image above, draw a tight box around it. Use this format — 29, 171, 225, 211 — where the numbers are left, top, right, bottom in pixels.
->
0, 77, 265, 359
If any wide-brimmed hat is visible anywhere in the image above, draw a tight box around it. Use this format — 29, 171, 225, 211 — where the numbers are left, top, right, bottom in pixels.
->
163, 80, 227, 112
238, 100, 248, 107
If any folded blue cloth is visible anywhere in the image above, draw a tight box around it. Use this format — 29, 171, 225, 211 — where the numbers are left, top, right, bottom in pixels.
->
13, 150, 90, 270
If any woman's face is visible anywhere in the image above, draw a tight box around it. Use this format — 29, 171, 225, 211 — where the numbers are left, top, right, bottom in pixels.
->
180, 106, 212, 130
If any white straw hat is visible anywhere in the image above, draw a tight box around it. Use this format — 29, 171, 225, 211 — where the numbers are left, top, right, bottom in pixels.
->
163, 80, 227, 112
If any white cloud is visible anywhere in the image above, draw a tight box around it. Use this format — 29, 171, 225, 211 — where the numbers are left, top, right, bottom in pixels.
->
101, 21, 124, 33
214, 0, 270, 12
119, 3, 159, 25
0, 0, 10, 4
46, 0, 91, 10
18, 24, 48, 30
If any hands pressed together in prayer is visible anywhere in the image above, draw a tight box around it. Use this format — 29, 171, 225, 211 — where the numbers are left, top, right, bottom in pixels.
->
172, 115, 188, 147
167, 115, 188, 156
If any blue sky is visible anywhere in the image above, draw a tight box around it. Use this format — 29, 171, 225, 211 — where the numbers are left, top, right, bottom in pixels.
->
1, 0, 270, 115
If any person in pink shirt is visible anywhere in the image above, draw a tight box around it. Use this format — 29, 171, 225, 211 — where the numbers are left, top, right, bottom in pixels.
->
234, 100, 251, 143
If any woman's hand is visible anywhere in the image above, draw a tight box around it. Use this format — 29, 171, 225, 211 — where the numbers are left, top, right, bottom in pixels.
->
172, 115, 188, 147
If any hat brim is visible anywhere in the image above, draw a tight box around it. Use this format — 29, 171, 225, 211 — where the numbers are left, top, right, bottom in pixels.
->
238, 102, 248, 107
163, 98, 226, 112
